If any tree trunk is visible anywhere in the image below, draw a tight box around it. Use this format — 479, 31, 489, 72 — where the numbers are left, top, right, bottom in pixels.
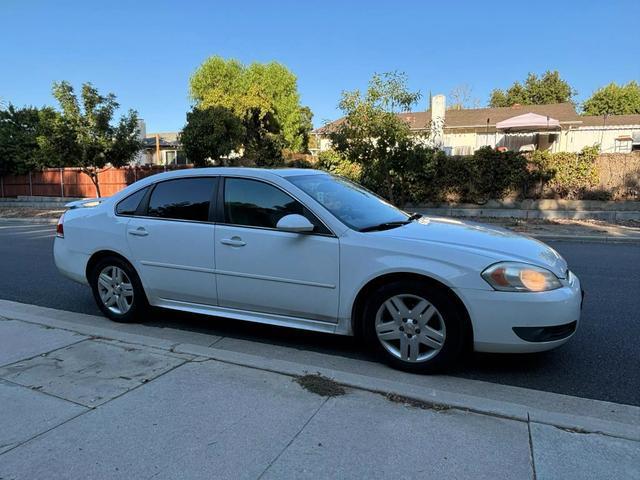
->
81, 168, 101, 198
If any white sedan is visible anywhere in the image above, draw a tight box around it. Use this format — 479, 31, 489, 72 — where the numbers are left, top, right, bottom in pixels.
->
54, 168, 582, 372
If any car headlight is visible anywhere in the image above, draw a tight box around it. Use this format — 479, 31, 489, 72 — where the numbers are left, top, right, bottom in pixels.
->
481, 262, 562, 292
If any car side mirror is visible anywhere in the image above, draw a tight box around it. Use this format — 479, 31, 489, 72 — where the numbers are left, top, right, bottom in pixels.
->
276, 214, 315, 233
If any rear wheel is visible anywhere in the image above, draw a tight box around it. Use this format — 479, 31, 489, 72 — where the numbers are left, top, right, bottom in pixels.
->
89, 256, 148, 323
360, 280, 466, 373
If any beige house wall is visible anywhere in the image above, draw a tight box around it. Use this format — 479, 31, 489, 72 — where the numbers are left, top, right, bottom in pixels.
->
314, 125, 639, 155
568, 126, 637, 153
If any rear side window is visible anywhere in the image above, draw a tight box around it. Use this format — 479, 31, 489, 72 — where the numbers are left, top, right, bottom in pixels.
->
223, 178, 329, 233
146, 177, 216, 222
115, 187, 148, 216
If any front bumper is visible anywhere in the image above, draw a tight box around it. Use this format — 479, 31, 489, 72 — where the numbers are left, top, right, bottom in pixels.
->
456, 271, 582, 353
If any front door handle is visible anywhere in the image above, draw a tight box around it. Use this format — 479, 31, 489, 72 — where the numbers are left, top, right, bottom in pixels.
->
220, 237, 246, 247
128, 227, 149, 237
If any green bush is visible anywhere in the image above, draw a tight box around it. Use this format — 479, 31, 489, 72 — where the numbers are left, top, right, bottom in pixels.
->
469, 147, 529, 202
528, 146, 599, 198
316, 150, 362, 182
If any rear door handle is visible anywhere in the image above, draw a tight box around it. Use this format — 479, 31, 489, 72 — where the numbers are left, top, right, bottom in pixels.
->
220, 237, 246, 247
128, 227, 149, 237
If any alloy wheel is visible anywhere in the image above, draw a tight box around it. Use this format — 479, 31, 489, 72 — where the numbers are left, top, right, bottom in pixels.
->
374, 294, 446, 363
97, 265, 134, 315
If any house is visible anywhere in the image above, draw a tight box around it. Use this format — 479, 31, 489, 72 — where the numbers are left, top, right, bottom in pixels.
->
312, 95, 640, 155
140, 132, 188, 166
129, 120, 188, 166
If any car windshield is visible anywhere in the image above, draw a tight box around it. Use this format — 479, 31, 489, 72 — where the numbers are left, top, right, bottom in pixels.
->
287, 174, 409, 231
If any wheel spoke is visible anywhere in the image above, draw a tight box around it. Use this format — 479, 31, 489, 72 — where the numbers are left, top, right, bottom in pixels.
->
399, 334, 409, 360
411, 299, 431, 318
120, 283, 134, 297
114, 267, 123, 284
116, 294, 129, 313
408, 335, 420, 361
98, 273, 112, 289
418, 326, 445, 350
104, 293, 117, 307
383, 300, 402, 322
385, 296, 410, 319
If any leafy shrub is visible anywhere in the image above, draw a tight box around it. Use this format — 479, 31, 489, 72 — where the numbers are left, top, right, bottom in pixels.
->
469, 147, 528, 202
529, 146, 599, 198
317, 150, 362, 182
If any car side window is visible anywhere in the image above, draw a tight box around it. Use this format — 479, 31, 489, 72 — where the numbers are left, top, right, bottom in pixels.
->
146, 177, 215, 222
223, 178, 329, 233
115, 187, 148, 216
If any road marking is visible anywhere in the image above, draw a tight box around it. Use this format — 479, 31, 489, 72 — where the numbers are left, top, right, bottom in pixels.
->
1, 228, 54, 235
27, 234, 55, 239
0, 224, 52, 229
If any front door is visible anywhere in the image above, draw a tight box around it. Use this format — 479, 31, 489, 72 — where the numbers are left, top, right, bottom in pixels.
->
126, 176, 218, 305
214, 177, 340, 322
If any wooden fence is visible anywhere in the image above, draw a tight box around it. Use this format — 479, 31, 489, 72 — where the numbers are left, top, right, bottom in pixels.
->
0, 165, 194, 198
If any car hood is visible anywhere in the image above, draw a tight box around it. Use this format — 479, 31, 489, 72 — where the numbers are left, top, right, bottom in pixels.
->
378, 216, 568, 278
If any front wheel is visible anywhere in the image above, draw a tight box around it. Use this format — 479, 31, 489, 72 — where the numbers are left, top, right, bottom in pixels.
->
89, 256, 148, 323
360, 280, 466, 373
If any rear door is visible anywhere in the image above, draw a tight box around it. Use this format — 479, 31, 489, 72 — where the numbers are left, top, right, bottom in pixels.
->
214, 177, 340, 322
125, 176, 218, 305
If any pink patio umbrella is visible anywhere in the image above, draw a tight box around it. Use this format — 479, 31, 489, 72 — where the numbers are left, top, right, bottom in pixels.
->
496, 112, 561, 132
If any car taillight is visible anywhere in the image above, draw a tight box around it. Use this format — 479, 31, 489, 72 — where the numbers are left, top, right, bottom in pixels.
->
56, 214, 65, 238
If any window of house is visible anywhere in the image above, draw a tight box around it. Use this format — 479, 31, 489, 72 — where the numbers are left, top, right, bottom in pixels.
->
146, 177, 215, 222
115, 187, 148, 216
223, 178, 328, 233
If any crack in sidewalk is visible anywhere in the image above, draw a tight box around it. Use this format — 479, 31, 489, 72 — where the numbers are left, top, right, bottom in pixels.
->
527, 414, 538, 480
256, 396, 330, 479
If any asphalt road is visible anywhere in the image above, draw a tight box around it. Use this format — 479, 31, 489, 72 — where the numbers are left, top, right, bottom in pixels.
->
1, 221, 638, 406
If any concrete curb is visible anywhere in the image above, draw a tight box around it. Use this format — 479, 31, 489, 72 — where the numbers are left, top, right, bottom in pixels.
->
1, 300, 638, 442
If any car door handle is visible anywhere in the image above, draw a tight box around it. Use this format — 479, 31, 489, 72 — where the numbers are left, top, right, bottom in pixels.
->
128, 227, 149, 237
220, 237, 246, 247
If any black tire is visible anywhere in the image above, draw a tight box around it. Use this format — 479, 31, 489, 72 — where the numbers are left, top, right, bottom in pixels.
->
89, 256, 148, 323
359, 280, 466, 373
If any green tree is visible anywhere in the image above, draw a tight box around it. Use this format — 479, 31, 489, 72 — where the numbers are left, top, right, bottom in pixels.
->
328, 71, 435, 205
0, 104, 45, 175
489, 71, 576, 107
39, 81, 142, 197
582, 81, 640, 115
189, 56, 311, 154
181, 106, 244, 167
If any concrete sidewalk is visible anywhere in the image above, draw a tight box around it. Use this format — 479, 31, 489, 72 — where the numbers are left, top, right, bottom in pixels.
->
0, 305, 638, 479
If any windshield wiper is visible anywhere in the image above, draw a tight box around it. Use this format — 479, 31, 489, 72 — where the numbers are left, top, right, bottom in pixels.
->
359, 221, 410, 232
359, 213, 423, 232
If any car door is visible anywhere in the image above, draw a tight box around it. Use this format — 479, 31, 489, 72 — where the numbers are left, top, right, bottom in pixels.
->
125, 176, 218, 306
215, 177, 340, 323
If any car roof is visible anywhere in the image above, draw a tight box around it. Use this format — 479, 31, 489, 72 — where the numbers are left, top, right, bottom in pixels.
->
147, 167, 327, 179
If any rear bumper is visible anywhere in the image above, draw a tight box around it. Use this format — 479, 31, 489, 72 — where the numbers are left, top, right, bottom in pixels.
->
456, 271, 582, 353
54, 238, 90, 285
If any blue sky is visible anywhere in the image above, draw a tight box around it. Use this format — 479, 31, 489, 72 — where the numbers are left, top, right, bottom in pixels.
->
1, 0, 639, 132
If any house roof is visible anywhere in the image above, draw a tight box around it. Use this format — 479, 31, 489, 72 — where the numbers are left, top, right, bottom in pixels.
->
578, 114, 640, 127
143, 132, 181, 148
313, 103, 582, 134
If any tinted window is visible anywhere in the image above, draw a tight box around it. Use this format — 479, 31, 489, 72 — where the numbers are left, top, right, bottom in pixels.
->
147, 178, 215, 222
224, 178, 327, 233
116, 187, 148, 216
288, 174, 408, 231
